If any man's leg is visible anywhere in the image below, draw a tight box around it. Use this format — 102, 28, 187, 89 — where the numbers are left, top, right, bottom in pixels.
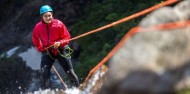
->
41, 53, 54, 89
57, 49, 80, 87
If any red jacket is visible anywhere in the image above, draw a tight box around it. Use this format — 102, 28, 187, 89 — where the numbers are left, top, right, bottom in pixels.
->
32, 19, 70, 55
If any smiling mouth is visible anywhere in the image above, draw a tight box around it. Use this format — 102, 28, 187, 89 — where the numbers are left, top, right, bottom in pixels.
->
47, 19, 52, 22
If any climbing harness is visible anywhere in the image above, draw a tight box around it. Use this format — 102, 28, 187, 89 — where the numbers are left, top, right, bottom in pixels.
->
46, 45, 73, 60
57, 45, 73, 59
46, 49, 55, 60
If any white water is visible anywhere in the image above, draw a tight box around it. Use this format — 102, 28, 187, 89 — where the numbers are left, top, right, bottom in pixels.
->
6, 46, 20, 57
18, 46, 107, 94
19, 47, 41, 70
29, 68, 107, 94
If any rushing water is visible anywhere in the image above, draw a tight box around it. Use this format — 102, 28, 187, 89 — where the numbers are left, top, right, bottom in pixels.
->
6, 46, 20, 57
27, 66, 107, 94
19, 47, 41, 70
18, 47, 108, 94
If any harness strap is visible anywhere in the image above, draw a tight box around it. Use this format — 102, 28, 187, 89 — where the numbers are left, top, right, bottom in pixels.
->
46, 50, 56, 60
57, 45, 73, 59
46, 45, 73, 59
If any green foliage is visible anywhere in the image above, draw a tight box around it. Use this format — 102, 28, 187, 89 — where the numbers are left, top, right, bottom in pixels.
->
177, 89, 190, 94
71, 0, 163, 81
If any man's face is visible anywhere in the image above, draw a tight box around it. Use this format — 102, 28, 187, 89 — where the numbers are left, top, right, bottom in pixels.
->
42, 12, 53, 24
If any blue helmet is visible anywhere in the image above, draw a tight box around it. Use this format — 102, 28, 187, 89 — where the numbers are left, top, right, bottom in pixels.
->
40, 5, 53, 15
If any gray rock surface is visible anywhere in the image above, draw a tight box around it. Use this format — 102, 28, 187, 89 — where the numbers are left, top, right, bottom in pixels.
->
98, 0, 190, 94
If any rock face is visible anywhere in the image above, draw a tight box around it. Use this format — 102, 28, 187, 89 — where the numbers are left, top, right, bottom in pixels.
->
80, 65, 108, 94
98, 0, 190, 94
0, 0, 88, 93
0, 0, 88, 53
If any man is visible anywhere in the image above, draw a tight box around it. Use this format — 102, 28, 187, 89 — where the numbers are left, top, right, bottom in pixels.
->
32, 5, 79, 89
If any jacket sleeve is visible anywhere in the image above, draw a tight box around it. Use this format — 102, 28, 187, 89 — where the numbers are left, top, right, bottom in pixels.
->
32, 27, 44, 52
59, 22, 71, 48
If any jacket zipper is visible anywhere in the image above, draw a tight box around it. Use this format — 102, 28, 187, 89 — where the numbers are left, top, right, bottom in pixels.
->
47, 25, 50, 43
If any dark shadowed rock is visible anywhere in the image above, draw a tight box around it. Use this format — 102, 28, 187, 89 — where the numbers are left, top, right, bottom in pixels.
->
0, 0, 88, 53
0, 0, 89, 93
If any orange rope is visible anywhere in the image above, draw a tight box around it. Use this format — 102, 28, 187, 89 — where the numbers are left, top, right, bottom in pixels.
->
84, 20, 190, 82
44, 0, 179, 51
52, 66, 68, 89
83, 0, 179, 82
68, 0, 178, 41
42, 0, 180, 86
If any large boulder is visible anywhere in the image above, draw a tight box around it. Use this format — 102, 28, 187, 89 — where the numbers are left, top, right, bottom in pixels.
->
98, 0, 190, 94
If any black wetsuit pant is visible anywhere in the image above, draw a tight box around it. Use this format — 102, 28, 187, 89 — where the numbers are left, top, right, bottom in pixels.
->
40, 48, 79, 89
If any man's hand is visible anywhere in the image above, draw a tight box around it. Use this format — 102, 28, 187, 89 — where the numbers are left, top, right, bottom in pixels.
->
53, 42, 61, 49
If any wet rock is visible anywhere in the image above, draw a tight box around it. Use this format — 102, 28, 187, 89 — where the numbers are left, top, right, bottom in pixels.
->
97, 0, 190, 94
0, 0, 89, 93
0, 0, 88, 53
81, 65, 108, 94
